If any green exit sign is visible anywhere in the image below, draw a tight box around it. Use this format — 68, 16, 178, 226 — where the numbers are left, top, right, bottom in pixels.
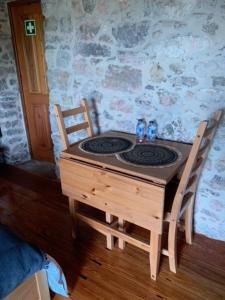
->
24, 20, 36, 36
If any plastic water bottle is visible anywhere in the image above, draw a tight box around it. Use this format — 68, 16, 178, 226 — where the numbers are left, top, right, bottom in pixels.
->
136, 119, 146, 143
147, 120, 157, 141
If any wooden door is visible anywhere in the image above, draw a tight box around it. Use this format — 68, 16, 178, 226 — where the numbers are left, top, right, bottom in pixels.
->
8, 0, 54, 162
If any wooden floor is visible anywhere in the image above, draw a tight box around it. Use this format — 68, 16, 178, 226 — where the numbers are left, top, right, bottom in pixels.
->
0, 165, 225, 300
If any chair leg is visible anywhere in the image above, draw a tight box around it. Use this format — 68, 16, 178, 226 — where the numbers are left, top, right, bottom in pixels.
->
168, 221, 177, 273
69, 198, 78, 239
184, 197, 194, 245
150, 232, 161, 280
106, 212, 114, 250
118, 217, 125, 250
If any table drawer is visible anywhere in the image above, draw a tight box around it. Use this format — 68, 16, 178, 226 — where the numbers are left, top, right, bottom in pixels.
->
60, 158, 165, 233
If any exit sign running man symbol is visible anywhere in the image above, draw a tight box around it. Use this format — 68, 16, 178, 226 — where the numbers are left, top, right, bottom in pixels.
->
24, 20, 36, 36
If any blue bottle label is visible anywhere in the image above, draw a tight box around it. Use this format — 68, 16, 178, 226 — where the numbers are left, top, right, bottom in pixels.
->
147, 122, 157, 141
136, 120, 145, 141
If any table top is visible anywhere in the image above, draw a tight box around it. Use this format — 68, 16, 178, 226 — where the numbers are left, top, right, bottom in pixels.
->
61, 131, 192, 185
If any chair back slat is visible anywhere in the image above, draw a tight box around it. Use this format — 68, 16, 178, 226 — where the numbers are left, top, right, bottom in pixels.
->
62, 106, 86, 118
54, 98, 93, 150
170, 110, 223, 221
66, 122, 89, 134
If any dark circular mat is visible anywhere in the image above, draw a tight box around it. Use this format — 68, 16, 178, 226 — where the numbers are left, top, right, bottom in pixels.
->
79, 136, 133, 155
118, 144, 179, 167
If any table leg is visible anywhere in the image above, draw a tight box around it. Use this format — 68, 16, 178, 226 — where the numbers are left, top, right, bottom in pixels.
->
69, 197, 78, 239
106, 212, 114, 250
150, 232, 161, 280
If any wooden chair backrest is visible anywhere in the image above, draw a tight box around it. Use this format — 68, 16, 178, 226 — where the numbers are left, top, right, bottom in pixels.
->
171, 110, 223, 221
54, 99, 93, 150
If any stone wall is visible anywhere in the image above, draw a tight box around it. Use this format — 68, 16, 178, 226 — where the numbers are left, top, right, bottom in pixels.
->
42, 0, 225, 241
0, 0, 30, 163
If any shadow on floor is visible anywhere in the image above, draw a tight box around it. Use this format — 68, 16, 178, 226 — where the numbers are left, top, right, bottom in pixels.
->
16, 160, 58, 181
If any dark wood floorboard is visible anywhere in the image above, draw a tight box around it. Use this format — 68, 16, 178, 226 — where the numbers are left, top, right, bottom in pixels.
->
0, 165, 225, 300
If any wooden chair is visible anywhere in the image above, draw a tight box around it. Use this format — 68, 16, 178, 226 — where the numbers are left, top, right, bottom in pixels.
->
54, 99, 93, 151
162, 110, 223, 273
54, 99, 114, 248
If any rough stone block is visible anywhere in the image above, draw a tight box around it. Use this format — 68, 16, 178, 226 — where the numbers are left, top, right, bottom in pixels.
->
169, 63, 185, 74
117, 51, 149, 66
78, 43, 111, 57
73, 57, 91, 75
56, 49, 71, 68
110, 99, 133, 113
103, 65, 142, 92
6, 128, 24, 136
112, 21, 150, 48
0, 79, 7, 91
48, 70, 70, 91
99, 34, 112, 43
79, 23, 100, 40
202, 22, 219, 35
210, 175, 225, 191
144, 0, 196, 17
60, 16, 72, 33
172, 76, 198, 87
158, 89, 178, 106
81, 0, 96, 14
212, 76, 225, 87
135, 94, 152, 108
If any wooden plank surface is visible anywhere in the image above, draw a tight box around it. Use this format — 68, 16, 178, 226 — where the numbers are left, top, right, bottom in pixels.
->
61, 131, 191, 184
60, 158, 165, 233
0, 165, 225, 300
5, 271, 50, 300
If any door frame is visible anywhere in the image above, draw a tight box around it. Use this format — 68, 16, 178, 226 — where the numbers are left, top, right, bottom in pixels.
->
8, 0, 53, 161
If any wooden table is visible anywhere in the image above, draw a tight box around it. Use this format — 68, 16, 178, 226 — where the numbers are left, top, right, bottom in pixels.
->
59, 131, 191, 280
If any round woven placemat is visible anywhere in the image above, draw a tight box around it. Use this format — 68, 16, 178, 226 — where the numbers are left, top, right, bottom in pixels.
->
118, 144, 179, 167
79, 136, 133, 155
